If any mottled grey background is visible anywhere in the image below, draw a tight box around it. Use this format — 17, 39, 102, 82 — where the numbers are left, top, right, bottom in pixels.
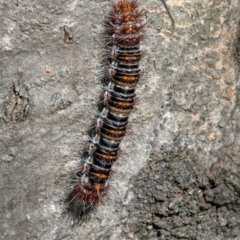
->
0, 0, 240, 239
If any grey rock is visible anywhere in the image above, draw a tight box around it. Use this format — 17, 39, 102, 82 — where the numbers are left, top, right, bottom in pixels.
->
1, 0, 240, 240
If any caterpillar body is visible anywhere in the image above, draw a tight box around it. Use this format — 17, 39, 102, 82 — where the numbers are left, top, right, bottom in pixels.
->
71, 0, 145, 218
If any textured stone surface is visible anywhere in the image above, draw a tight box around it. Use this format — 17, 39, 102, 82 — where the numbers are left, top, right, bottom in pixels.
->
0, 0, 239, 239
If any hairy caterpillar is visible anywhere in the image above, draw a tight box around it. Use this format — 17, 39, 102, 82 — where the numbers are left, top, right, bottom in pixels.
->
68, 0, 145, 219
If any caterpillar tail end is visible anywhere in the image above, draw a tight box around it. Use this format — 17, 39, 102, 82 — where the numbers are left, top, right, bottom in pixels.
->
64, 190, 95, 223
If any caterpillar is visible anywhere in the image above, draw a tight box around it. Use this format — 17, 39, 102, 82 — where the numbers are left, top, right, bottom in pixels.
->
69, 0, 145, 219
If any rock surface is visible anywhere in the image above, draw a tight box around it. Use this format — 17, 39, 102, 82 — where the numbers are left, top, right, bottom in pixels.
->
0, 0, 239, 239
